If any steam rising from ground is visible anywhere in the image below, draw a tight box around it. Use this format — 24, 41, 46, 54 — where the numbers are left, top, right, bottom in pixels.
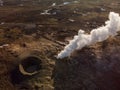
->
57, 12, 120, 59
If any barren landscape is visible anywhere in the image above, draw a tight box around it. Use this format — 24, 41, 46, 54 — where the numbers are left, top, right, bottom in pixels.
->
0, 0, 120, 90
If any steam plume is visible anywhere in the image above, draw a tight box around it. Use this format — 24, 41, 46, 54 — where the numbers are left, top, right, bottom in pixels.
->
57, 12, 120, 59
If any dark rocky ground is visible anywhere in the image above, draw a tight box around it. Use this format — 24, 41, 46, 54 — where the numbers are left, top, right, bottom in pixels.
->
0, 0, 120, 90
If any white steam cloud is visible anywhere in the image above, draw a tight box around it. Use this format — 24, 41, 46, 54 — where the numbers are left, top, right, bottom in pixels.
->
57, 12, 120, 59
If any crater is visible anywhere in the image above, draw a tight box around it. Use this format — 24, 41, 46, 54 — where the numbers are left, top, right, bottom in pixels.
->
10, 56, 42, 84
20, 56, 42, 75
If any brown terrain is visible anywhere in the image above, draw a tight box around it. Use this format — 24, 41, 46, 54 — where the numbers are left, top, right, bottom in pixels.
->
0, 0, 120, 90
